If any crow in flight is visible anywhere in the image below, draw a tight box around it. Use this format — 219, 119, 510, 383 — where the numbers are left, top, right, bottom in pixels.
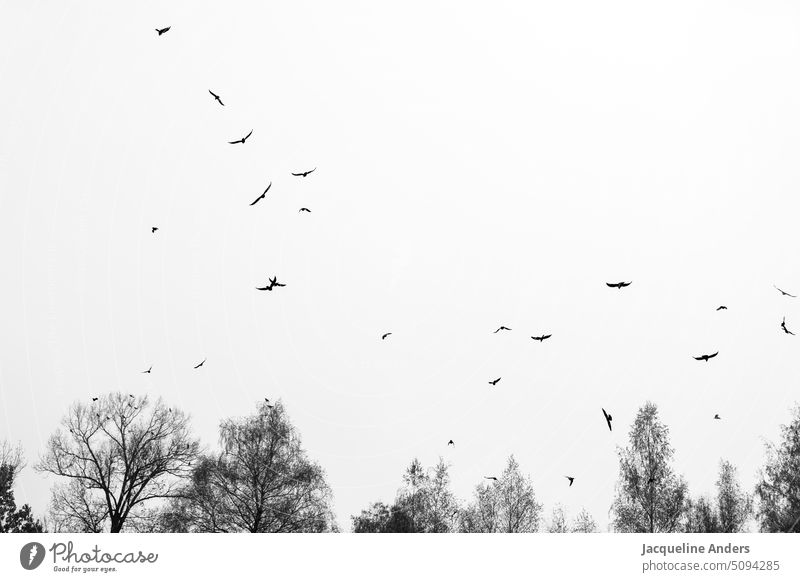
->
566, 476, 575, 487
602, 408, 613, 431
156, 27, 170, 36
208, 90, 224, 106
714, 414, 721, 420
774, 285, 796, 298
484, 476, 498, 481
381, 332, 392, 340
531, 334, 552, 342
494, 326, 511, 333
92, 397, 98, 402
256, 277, 285, 291
693, 352, 719, 362
151, 227, 158, 233
488, 377, 501, 386
292, 168, 316, 177
716, 306, 727, 311
299, 208, 311, 213
447, 440, 454, 447
781, 317, 795, 335
194, 359, 206, 369
229, 130, 253, 144
142, 367, 152, 374
606, 281, 632, 289
250, 182, 272, 206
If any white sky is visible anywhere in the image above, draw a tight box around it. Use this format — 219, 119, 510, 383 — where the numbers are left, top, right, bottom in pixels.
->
1, 1, 799, 532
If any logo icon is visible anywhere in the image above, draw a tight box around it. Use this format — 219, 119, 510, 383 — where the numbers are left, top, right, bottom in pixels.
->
19, 542, 46, 570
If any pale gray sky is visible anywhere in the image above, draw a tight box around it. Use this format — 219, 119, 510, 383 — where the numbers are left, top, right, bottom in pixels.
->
0, 1, 798, 532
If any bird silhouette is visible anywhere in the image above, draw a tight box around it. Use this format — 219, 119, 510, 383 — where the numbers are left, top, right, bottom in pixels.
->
256, 277, 285, 291
774, 285, 796, 298
142, 367, 152, 374
693, 352, 719, 362
602, 408, 613, 431
250, 182, 272, 206
447, 440, 454, 447
228, 130, 253, 145
484, 476, 498, 481
91, 397, 98, 402
151, 227, 158, 233
606, 281, 632, 289
155, 27, 171, 36
566, 476, 575, 487
531, 334, 552, 342
381, 332, 392, 340
208, 90, 224, 106
714, 414, 721, 420
494, 326, 511, 333
194, 359, 206, 369
716, 306, 727, 311
292, 168, 316, 177
488, 377, 501, 386
781, 317, 795, 335
299, 208, 311, 213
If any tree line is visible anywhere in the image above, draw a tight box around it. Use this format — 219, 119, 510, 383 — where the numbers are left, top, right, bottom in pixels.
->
1, 396, 799, 533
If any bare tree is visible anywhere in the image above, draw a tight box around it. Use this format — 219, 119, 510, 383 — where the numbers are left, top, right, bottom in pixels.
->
166, 400, 336, 532
48, 480, 108, 533
611, 402, 688, 532
461, 455, 542, 532
36, 393, 198, 532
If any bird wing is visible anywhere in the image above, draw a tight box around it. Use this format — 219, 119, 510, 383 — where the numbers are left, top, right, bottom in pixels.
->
709, 351, 719, 358
228, 139, 240, 144
693, 356, 704, 360
291, 172, 303, 176
249, 195, 263, 206
209, 90, 217, 98
606, 282, 616, 287
542, 334, 552, 340
244, 130, 253, 140
622, 281, 632, 286
263, 182, 272, 194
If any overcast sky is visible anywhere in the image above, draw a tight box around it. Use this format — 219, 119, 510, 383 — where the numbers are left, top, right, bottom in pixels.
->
1, 1, 799, 532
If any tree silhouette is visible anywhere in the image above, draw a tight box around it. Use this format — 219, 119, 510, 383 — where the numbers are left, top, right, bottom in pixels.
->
164, 400, 336, 532
756, 405, 800, 532
36, 393, 198, 533
611, 402, 688, 532
0, 441, 43, 533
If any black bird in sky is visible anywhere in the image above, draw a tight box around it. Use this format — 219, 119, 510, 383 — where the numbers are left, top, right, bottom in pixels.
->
269, 276, 285, 288
714, 414, 721, 420
142, 367, 152, 374
602, 408, 613, 431
292, 168, 316, 177
566, 476, 575, 487
299, 208, 311, 213
447, 440, 454, 447
693, 351, 719, 362
151, 227, 158, 233
484, 476, 498, 482
781, 317, 795, 335
194, 359, 206, 369
250, 182, 272, 206
381, 332, 392, 340
606, 281, 632, 289
716, 306, 727, 311
531, 334, 552, 342
208, 90, 224, 106
155, 27, 171, 36
91, 397, 98, 402
494, 326, 511, 333
488, 377, 501, 386
228, 130, 253, 145
774, 285, 796, 298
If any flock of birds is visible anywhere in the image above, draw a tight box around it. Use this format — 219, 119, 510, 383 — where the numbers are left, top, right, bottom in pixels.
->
83, 25, 796, 498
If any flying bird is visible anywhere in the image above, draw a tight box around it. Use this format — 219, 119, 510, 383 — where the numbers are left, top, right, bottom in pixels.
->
250, 182, 272, 206
91, 397, 98, 402
602, 408, 613, 431
714, 414, 721, 420
193, 359, 206, 369
530, 334, 552, 342
155, 27, 170, 36
774, 285, 796, 298
693, 352, 719, 362
447, 440, 454, 447
151, 227, 158, 233
781, 317, 795, 335
716, 306, 727, 311
142, 367, 152, 374
228, 130, 253, 145
292, 168, 316, 177
494, 326, 511, 333
488, 377, 501, 386
299, 208, 311, 213
208, 90, 224, 106
566, 476, 575, 487
606, 281, 632, 289
256, 277, 285, 291
381, 332, 392, 340
484, 476, 498, 481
